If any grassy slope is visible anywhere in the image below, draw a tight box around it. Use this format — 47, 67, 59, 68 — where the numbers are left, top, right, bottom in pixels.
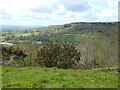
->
2, 66, 118, 88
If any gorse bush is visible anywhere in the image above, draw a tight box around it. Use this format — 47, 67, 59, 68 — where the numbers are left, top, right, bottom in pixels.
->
35, 42, 81, 69
2, 45, 27, 60
1, 45, 27, 66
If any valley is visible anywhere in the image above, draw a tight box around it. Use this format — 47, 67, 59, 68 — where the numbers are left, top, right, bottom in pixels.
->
1, 22, 119, 88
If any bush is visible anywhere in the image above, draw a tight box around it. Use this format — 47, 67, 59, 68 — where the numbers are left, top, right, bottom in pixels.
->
1, 45, 27, 66
35, 42, 81, 69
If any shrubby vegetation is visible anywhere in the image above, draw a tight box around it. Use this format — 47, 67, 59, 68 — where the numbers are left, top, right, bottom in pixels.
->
1, 45, 27, 66
76, 31, 118, 69
35, 42, 81, 68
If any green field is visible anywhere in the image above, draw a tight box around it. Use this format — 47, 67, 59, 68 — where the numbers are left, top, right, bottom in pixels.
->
2, 66, 118, 88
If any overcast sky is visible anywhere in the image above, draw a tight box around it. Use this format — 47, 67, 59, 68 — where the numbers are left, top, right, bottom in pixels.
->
0, 0, 119, 26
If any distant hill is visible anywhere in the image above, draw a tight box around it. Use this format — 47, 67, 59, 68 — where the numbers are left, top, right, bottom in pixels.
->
35, 22, 118, 34
58, 22, 117, 33
2, 25, 41, 31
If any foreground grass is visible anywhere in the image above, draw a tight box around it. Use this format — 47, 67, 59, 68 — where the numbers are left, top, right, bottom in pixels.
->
2, 66, 118, 88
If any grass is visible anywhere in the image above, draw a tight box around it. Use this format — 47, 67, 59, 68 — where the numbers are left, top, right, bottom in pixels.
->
0, 66, 2, 89
15, 32, 40, 37
2, 66, 118, 88
58, 34, 77, 43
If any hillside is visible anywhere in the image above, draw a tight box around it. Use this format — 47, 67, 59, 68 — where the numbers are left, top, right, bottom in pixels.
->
36, 22, 118, 34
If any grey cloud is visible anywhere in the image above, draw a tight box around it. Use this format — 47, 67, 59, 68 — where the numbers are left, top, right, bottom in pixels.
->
56, 11, 66, 16
58, 1, 92, 12
30, 1, 92, 14
31, 6, 54, 13
66, 2, 91, 12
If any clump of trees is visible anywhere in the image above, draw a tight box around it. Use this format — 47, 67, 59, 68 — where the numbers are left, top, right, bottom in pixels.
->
75, 29, 118, 69
35, 42, 81, 69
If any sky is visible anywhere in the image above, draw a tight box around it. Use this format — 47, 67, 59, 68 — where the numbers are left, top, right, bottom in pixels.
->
0, 0, 119, 26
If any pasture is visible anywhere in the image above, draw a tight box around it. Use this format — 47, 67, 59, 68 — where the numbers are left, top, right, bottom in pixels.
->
2, 66, 118, 88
